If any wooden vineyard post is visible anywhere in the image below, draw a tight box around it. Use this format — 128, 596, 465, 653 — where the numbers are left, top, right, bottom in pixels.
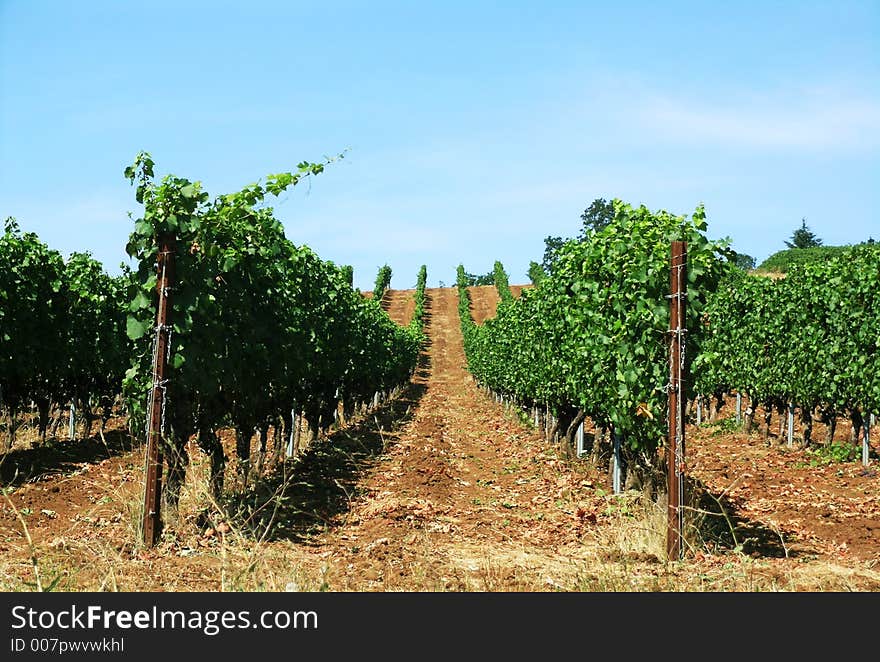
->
863, 414, 872, 467
736, 392, 742, 426
142, 234, 175, 548
667, 240, 687, 561
787, 403, 795, 447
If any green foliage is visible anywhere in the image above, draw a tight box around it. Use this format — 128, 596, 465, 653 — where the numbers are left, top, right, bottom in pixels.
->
731, 252, 756, 271
543, 198, 616, 274
707, 416, 740, 435
0, 219, 68, 416
62, 253, 129, 419
492, 260, 513, 306
541, 236, 566, 273
784, 218, 822, 249
804, 442, 861, 466
407, 265, 428, 342
757, 245, 857, 273
340, 265, 354, 288
460, 270, 494, 286
373, 264, 392, 300
456, 264, 475, 335
458, 200, 732, 453
0, 220, 128, 436
527, 261, 545, 285
122, 153, 418, 441
579, 198, 615, 236
695, 244, 880, 417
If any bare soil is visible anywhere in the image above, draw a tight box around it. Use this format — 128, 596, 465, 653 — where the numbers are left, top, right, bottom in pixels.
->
467, 285, 499, 324
0, 287, 878, 592
383, 288, 415, 326
466, 284, 531, 324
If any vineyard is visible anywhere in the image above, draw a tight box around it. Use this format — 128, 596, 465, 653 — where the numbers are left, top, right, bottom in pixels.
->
0, 161, 879, 591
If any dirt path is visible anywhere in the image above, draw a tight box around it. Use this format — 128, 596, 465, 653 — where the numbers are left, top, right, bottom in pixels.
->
1, 286, 879, 592
295, 287, 602, 590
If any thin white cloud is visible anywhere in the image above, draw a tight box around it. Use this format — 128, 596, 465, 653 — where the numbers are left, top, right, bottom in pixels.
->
632, 89, 880, 151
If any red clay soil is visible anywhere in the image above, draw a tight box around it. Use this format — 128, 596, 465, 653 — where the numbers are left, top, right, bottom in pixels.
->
467, 284, 532, 324
688, 410, 880, 562
294, 286, 611, 589
509, 284, 531, 298
467, 283, 880, 567
383, 289, 415, 326
0, 286, 878, 591
467, 286, 499, 324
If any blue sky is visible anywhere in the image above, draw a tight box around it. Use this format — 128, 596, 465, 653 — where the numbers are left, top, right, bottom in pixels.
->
1, 1, 877, 290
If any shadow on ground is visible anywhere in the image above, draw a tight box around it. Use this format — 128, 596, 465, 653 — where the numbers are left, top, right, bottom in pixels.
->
0, 428, 135, 489
686, 476, 797, 558
560, 430, 797, 561
225, 307, 433, 543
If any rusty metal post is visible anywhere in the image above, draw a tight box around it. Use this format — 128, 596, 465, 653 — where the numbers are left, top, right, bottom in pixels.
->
667, 241, 687, 561
142, 234, 175, 547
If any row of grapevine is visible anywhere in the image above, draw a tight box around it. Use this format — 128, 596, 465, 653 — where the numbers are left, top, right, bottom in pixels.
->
123, 153, 421, 505
492, 260, 513, 305
456, 201, 731, 489
0, 218, 129, 449
694, 246, 880, 443
407, 264, 428, 339
373, 264, 393, 301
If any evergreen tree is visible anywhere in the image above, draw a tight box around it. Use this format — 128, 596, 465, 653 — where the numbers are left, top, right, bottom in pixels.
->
785, 218, 822, 248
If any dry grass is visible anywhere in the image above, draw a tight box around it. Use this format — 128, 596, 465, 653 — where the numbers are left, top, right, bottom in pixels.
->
4, 446, 880, 592
3, 396, 878, 594
751, 270, 787, 280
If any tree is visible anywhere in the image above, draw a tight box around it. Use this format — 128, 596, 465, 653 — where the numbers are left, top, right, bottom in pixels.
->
463, 270, 494, 286
785, 218, 822, 249
541, 199, 616, 274
340, 264, 353, 288
732, 251, 756, 271
541, 236, 566, 273
527, 260, 545, 285
578, 197, 615, 237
